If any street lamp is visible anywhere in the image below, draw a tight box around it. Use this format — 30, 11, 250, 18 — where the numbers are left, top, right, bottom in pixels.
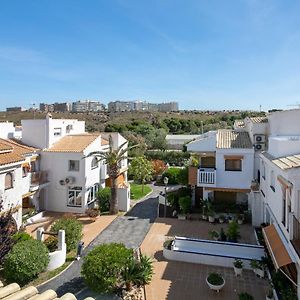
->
164, 177, 169, 218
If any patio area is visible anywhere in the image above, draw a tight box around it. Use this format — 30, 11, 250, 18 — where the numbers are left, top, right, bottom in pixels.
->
25, 212, 117, 246
141, 217, 269, 300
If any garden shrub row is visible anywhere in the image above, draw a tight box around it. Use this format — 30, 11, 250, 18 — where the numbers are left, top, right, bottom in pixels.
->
145, 150, 190, 166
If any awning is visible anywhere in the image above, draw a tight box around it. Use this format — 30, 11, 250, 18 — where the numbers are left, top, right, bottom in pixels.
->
263, 224, 293, 269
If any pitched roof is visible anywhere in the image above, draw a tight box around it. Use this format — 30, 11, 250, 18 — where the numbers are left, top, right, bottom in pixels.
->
216, 130, 253, 149
234, 120, 245, 128
262, 152, 300, 170
45, 134, 100, 152
249, 116, 268, 124
0, 139, 38, 166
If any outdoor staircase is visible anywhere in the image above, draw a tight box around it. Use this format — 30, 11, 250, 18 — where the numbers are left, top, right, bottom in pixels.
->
0, 281, 93, 300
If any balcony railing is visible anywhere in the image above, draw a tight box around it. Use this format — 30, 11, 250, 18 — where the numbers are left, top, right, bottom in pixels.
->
291, 215, 300, 257
198, 168, 216, 185
30, 171, 48, 186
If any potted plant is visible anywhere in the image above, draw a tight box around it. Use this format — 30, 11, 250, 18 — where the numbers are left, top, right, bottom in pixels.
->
208, 210, 215, 223
209, 230, 219, 241
219, 228, 227, 241
178, 196, 191, 220
266, 288, 274, 300
250, 259, 264, 278
206, 272, 225, 292
85, 208, 100, 222
233, 259, 243, 276
227, 221, 240, 242
218, 215, 225, 224
239, 292, 254, 300
163, 238, 174, 250
237, 214, 244, 225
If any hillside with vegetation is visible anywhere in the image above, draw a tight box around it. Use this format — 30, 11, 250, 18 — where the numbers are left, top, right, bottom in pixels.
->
0, 109, 265, 153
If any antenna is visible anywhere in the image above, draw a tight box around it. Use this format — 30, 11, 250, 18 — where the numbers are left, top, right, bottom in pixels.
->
31, 102, 36, 119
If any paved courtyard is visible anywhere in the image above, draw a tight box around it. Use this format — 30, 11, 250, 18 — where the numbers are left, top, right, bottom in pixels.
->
141, 218, 269, 300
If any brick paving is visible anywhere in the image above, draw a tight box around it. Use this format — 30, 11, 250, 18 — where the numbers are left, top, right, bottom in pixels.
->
141, 218, 269, 300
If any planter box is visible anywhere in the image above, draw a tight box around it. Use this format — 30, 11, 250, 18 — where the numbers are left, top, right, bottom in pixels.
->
234, 266, 243, 276
206, 276, 225, 292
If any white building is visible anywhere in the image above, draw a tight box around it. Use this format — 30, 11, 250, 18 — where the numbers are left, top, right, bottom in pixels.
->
187, 129, 254, 205
249, 109, 300, 298
0, 138, 44, 228
166, 134, 201, 150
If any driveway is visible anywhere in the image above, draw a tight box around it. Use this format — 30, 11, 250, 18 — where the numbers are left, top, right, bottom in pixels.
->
38, 185, 161, 299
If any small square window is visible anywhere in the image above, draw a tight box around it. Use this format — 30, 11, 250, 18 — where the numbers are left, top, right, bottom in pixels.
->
69, 160, 79, 171
225, 159, 242, 171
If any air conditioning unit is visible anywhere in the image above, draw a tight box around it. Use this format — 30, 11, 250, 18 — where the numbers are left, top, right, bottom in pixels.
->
65, 176, 76, 184
59, 179, 65, 185
254, 143, 265, 151
254, 135, 266, 143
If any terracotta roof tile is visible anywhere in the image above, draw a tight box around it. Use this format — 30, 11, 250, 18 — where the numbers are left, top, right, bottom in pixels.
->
101, 138, 109, 146
234, 120, 245, 128
262, 152, 300, 170
45, 134, 100, 152
249, 116, 268, 123
216, 129, 253, 149
0, 139, 37, 166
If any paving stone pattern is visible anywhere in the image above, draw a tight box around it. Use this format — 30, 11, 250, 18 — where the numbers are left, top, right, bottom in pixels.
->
38, 187, 161, 299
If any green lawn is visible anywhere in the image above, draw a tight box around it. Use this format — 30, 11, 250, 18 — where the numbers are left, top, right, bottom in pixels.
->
130, 183, 152, 200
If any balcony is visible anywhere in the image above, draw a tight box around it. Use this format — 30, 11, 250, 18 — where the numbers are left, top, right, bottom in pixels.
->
30, 171, 49, 191
291, 214, 300, 258
198, 168, 216, 186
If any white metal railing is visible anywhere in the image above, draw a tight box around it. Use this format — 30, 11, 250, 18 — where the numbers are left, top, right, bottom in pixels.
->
198, 168, 216, 185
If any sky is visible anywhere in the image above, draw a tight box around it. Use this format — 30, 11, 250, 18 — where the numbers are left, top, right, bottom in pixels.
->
0, 0, 300, 111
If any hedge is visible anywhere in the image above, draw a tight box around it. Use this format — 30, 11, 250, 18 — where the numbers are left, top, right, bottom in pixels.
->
161, 167, 188, 185
50, 217, 83, 252
145, 150, 190, 166
97, 187, 111, 212
4, 239, 49, 285
81, 243, 133, 292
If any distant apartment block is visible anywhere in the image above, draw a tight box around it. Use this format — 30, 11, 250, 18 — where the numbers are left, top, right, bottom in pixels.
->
54, 102, 72, 112
40, 103, 54, 113
107, 100, 179, 113
6, 106, 25, 112
72, 100, 104, 112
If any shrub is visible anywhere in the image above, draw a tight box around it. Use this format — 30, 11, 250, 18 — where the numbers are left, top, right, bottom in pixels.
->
162, 167, 181, 184
81, 243, 133, 292
145, 150, 190, 166
226, 221, 240, 242
207, 273, 224, 285
178, 196, 191, 214
4, 239, 49, 285
44, 236, 58, 252
50, 217, 83, 252
97, 187, 111, 212
151, 159, 167, 178
163, 238, 174, 250
233, 259, 243, 269
219, 228, 227, 241
85, 208, 100, 218
121, 255, 153, 291
250, 259, 263, 270
12, 232, 33, 243
239, 292, 254, 300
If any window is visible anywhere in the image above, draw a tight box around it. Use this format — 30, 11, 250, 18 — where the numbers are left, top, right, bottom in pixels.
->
67, 187, 82, 207
66, 125, 73, 134
270, 170, 275, 192
69, 160, 79, 171
5, 172, 13, 190
225, 159, 242, 171
54, 127, 62, 136
22, 167, 28, 177
91, 157, 98, 169
88, 184, 100, 204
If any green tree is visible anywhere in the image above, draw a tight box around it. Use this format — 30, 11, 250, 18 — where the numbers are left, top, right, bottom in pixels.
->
86, 135, 139, 214
129, 156, 154, 192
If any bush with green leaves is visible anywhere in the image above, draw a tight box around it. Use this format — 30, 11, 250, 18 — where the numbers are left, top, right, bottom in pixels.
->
81, 243, 133, 292
206, 273, 224, 285
226, 221, 240, 242
239, 292, 254, 300
12, 232, 33, 243
179, 196, 191, 214
121, 255, 153, 291
50, 217, 83, 252
97, 187, 111, 212
4, 239, 49, 285
44, 236, 58, 252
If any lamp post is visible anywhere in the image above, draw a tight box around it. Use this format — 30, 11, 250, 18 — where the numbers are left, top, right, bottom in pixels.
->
164, 177, 169, 218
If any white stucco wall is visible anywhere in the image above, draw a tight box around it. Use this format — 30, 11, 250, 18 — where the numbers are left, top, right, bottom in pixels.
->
268, 136, 300, 158
215, 148, 254, 190
269, 109, 300, 136
0, 122, 16, 139
186, 132, 216, 152
22, 117, 85, 149
0, 162, 24, 227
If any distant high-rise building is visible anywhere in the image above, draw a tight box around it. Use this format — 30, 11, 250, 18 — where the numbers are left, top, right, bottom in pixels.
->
53, 102, 71, 112
107, 100, 179, 113
72, 100, 104, 112
6, 106, 25, 112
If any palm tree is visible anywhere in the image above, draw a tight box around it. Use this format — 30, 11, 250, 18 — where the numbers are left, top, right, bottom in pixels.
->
86, 135, 139, 215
